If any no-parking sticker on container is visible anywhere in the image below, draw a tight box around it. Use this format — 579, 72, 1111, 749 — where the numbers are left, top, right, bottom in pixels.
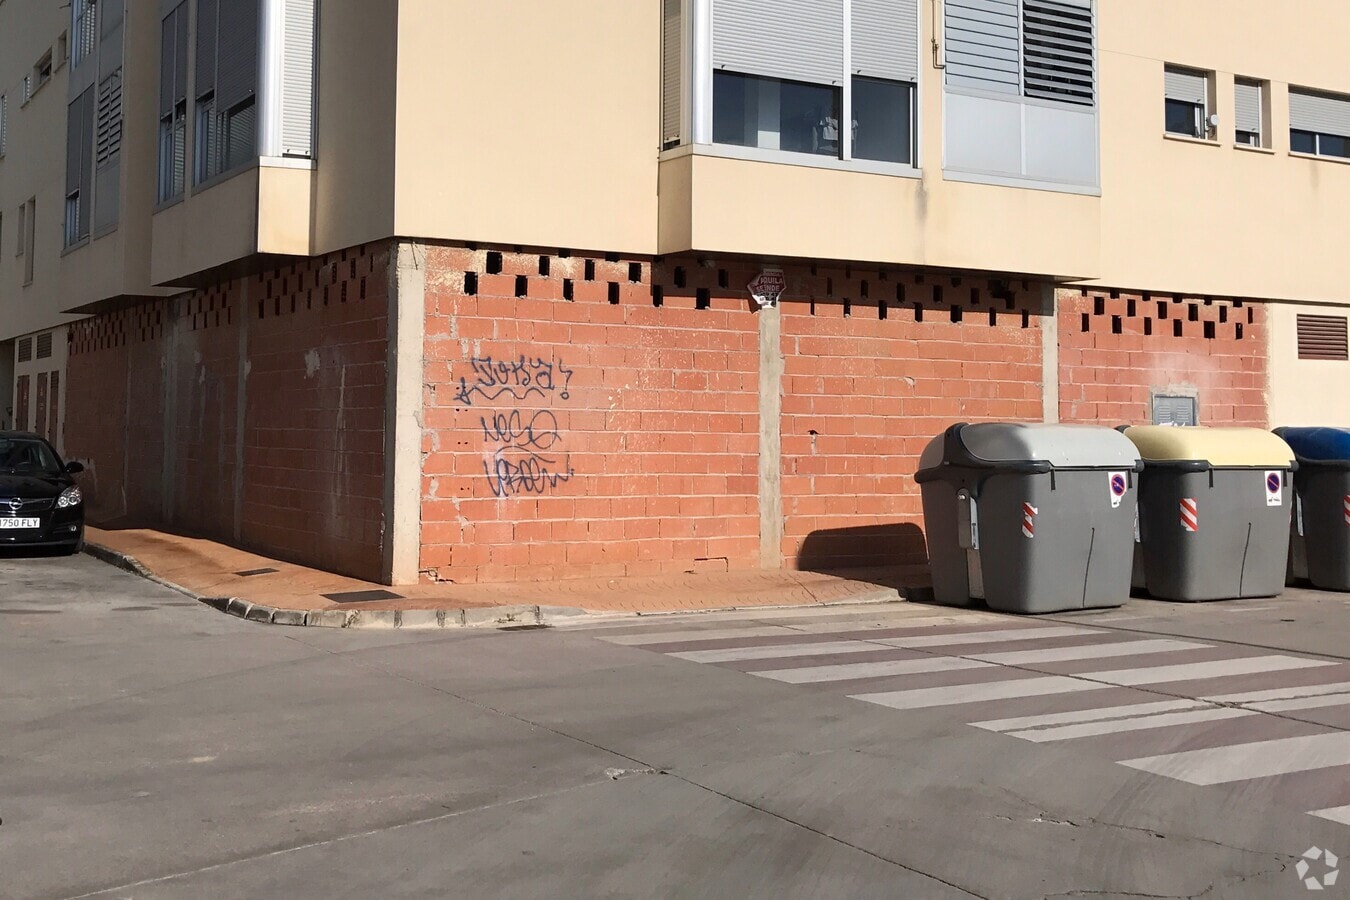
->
1109, 472, 1128, 509
1265, 471, 1283, 507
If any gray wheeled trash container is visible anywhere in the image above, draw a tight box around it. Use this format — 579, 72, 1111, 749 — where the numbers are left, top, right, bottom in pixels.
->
1276, 427, 1350, 592
1124, 426, 1295, 602
916, 423, 1143, 614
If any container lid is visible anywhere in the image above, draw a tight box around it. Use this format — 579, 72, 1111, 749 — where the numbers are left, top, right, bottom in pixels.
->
935, 423, 1141, 469
1276, 427, 1350, 462
1124, 426, 1295, 467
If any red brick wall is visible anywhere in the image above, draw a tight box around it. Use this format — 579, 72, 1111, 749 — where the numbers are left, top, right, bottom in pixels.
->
1058, 290, 1268, 427
65, 305, 168, 524
781, 276, 1045, 571
242, 249, 390, 578
65, 243, 390, 581
420, 246, 761, 584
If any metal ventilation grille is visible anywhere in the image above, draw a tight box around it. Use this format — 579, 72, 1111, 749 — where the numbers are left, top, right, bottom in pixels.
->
1022, 0, 1095, 106
35, 332, 53, 359
1297, 314, 1349, 361
16, 337, 32, 363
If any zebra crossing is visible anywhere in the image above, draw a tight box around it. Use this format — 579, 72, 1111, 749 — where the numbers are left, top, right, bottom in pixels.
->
596, 613, 1350, 828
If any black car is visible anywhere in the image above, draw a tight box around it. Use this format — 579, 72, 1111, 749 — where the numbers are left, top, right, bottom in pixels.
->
0, 432, 86, 554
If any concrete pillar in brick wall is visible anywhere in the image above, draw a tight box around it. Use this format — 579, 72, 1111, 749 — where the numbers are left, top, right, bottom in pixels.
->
384, 241, 426, 585
758, 303, 784, 568
1041, 284, 1059, 424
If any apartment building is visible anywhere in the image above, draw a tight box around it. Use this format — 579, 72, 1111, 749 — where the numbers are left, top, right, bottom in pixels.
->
0, 0, 1346, 586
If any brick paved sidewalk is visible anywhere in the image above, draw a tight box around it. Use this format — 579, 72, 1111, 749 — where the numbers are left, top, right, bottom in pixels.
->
85, 527, 925, 621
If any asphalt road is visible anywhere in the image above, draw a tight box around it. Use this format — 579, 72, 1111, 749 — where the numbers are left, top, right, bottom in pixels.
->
2, 551, 1349, 899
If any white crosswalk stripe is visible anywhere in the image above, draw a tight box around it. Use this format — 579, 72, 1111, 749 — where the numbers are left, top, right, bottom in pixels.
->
853, 675, 1109, 710
1080, 655, 1333, 686
973, 699, 1213, 733
1004, 707, 1257, 743
628, 614, 1350, 826
871, 626, 1099, 649
967, 639, 1210, 666
1310, 805, 1350, 827
755, 657, 993, 685
670, 641, 895, 664
1121, 733, 1350, 785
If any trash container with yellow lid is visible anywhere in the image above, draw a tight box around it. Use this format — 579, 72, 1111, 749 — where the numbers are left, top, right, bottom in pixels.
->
1124, 426, 1296, 602
916, 423, 1142, 614
1274, 426, 1350, 592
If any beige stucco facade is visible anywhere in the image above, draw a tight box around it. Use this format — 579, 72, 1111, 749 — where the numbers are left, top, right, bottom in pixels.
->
2, 0, 1348, 420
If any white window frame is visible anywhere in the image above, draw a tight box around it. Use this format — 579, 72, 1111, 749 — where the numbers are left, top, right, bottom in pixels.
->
672, 0, 922, 178
0, 94, 7, 157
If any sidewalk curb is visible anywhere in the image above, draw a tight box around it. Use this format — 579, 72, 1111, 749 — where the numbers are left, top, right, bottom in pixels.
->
84, 542, 910, 630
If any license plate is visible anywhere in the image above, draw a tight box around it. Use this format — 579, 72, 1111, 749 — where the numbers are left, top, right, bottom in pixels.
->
0, 518, 40, 529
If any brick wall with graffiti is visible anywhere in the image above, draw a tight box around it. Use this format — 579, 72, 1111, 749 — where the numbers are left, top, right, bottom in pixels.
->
420, 245, 762, 584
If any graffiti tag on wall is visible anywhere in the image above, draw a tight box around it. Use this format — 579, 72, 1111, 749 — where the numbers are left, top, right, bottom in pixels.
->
458, 355, 575, 497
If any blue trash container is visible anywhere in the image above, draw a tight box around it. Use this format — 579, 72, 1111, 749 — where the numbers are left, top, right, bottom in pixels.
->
1275, 427, 1350, 592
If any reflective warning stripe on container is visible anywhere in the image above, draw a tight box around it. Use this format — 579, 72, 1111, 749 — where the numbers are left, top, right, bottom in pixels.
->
1344, 495, 1350, 527
1180, 498, 1199, 533
1022, 503, 1037, 539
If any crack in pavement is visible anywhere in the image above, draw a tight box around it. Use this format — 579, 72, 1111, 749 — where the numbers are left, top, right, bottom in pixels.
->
62, 778, 617, 899
274, 634, 992, 899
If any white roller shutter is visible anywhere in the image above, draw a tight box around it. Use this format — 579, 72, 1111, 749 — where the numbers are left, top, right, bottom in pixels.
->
853, 0, 919, 84
1234, 80, 1261, 134
1164, 67, 1207, 104
280, 0, 315, 157
1290, 88, 1350, 138
662, 0, 683, 145
712, 0, 845, 86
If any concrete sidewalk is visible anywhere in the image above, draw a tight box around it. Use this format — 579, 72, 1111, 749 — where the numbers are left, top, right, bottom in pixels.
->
84, 527, 923, 628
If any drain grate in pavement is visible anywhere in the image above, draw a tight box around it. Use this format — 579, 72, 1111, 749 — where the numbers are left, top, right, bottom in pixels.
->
235, 568, 280, 577
322, 589, 405, 604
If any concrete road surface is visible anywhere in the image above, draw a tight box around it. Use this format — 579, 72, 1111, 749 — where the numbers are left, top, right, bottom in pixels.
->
2, 551, 1349, 899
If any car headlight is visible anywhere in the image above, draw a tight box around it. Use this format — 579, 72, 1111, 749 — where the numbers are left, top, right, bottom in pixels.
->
57, 486, 83, 508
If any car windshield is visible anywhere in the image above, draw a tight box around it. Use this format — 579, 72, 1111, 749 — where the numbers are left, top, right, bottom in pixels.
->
0, 438, 63, 476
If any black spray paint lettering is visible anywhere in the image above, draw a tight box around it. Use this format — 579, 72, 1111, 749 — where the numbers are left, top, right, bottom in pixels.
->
467, 357, 575, 497
456, 356, 573, 407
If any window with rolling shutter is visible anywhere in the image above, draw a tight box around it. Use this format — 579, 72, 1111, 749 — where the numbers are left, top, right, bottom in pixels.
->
1234, 79, 1263, 146
280, 0, 316, 158
662, 0, 683, 149
17, 338, 32, 364
705, 0, 919, 164
64, 87, 95, 247
1289, 88, 1350, 159
1164, 65, 1209, 138
35, 333, 53, 360
158, 3, 189, 202
1297, 315, 1349, 361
